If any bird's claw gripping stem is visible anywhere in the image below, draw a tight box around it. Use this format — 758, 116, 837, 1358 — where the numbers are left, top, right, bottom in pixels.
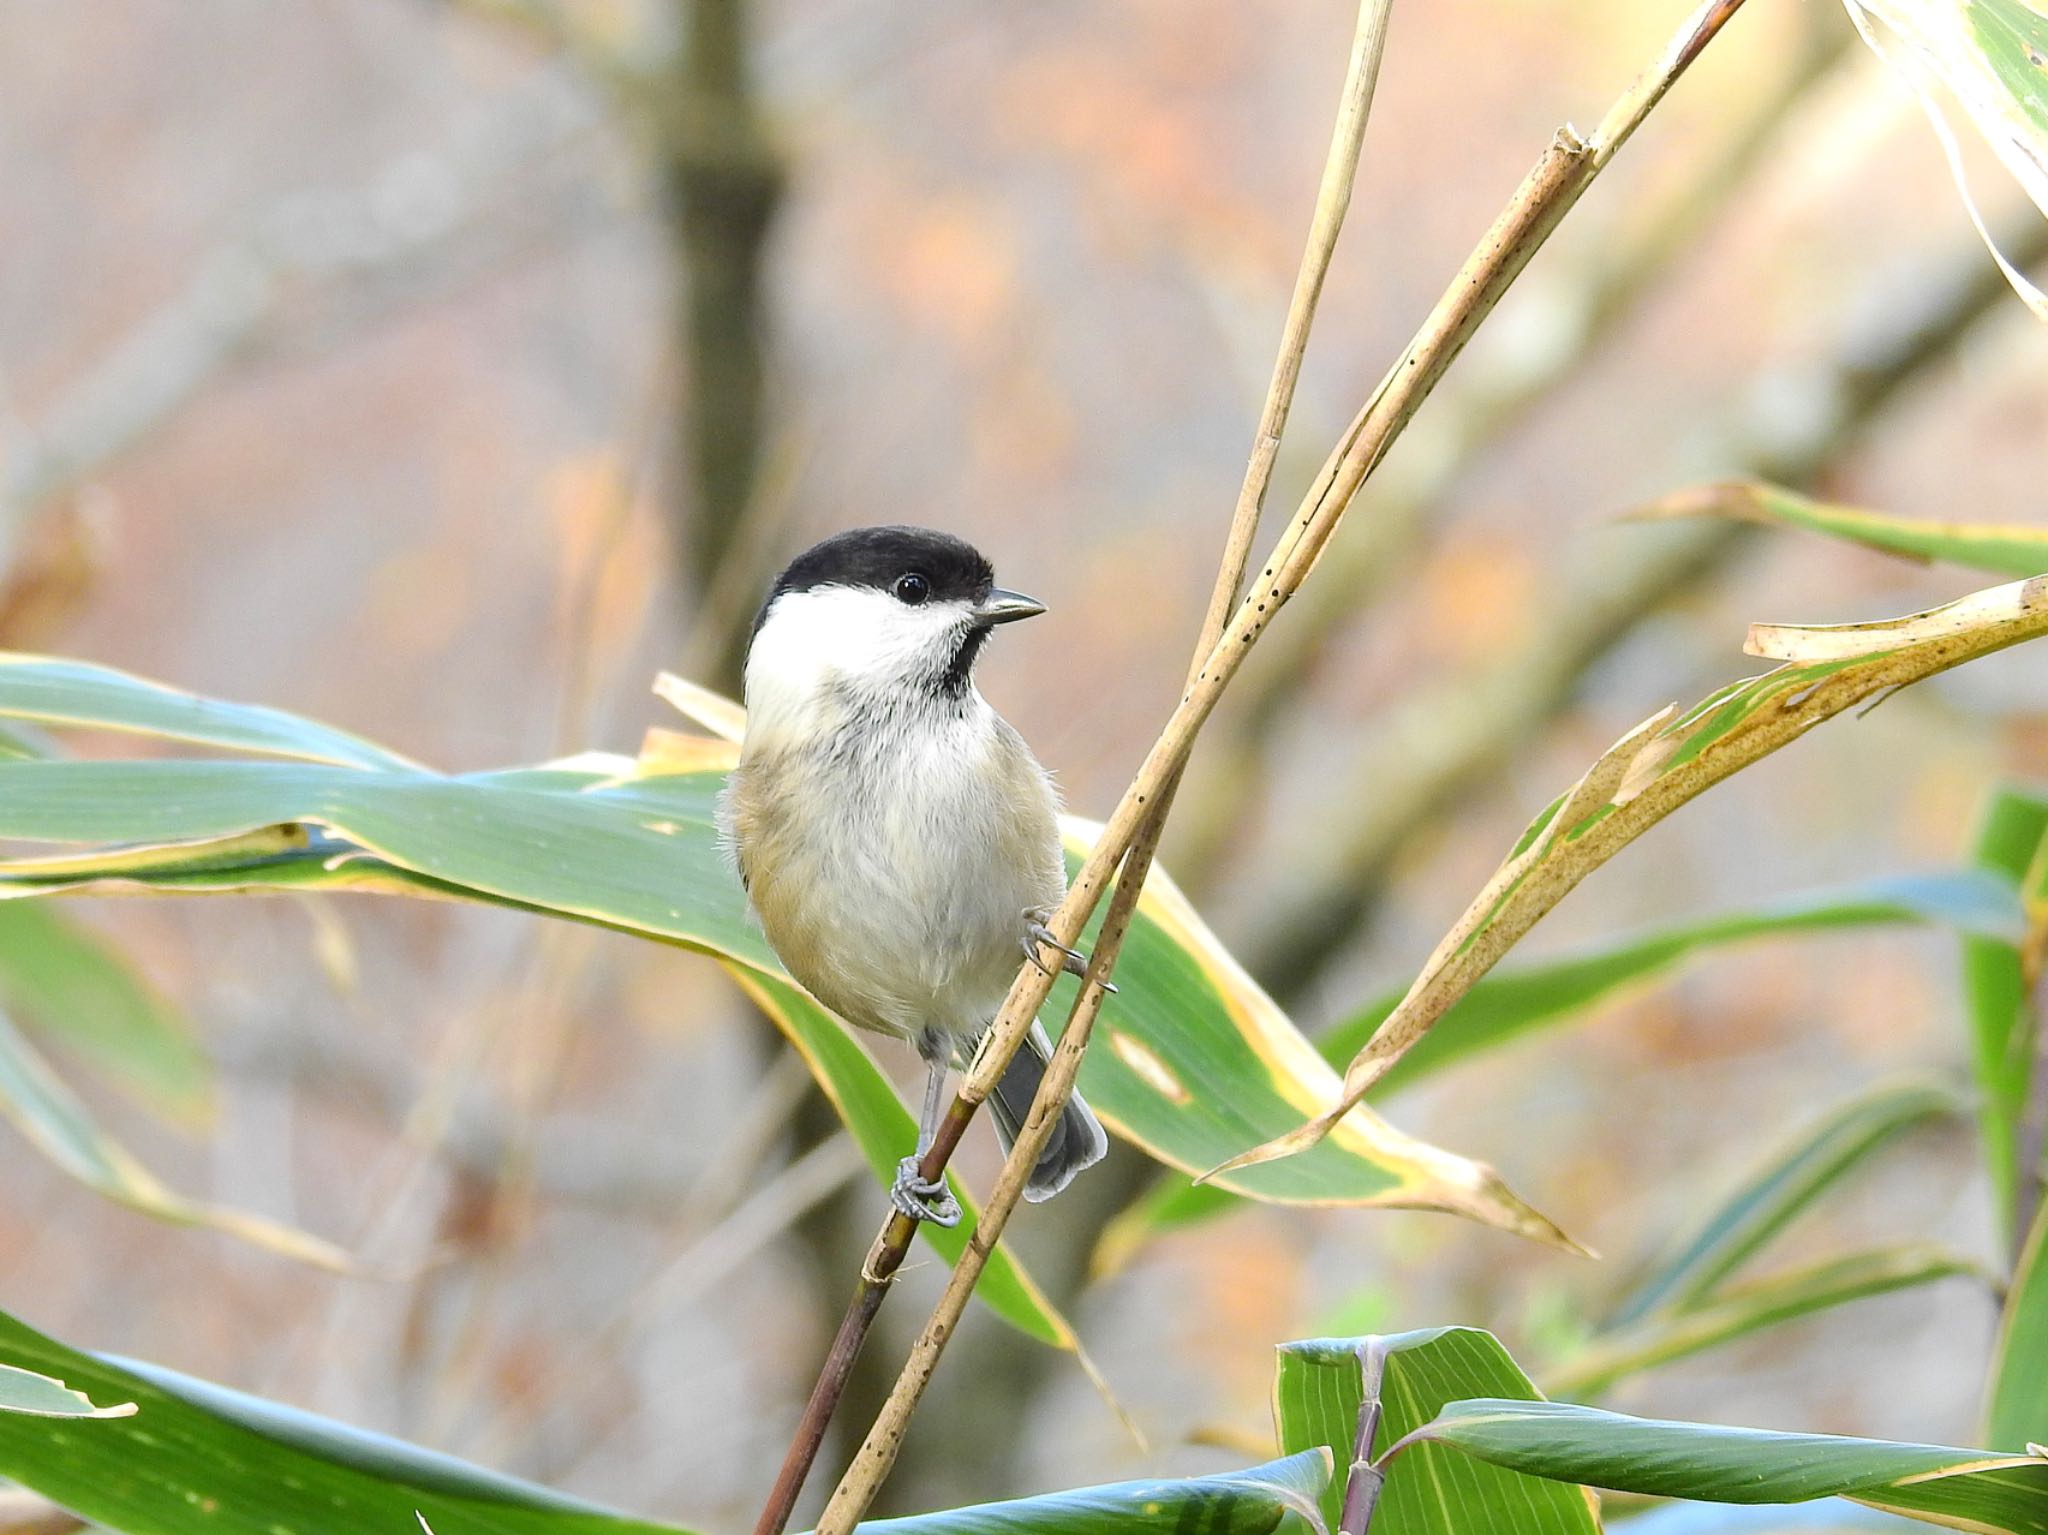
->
1021, 908, 1117, 993
891, 1157, 962, 1228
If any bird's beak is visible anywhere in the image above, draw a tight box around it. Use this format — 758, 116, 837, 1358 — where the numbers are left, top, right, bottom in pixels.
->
975, 588, 1046, 625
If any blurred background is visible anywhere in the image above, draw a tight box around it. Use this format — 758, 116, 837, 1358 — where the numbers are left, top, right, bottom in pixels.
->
0, 0, 2044, 1527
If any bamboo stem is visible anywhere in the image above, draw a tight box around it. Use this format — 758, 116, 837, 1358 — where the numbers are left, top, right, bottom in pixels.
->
1338, 1339, 1391, 1535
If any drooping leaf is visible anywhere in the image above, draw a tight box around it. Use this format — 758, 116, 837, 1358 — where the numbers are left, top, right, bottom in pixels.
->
0, 1010, 350, 1270
1095, 883, 2011, 1276
1551, 1245, 1985, 1399
1960, 785, 2048, 1244
1273, 1329, 1600, 1535
1608, 1080, 1968, 1327
0, 901, 210, 1123
1988, 1199, 2048, 1450
0, 1305, 686, 1534
1839, 0, 2048, 320
1216, 572, 2048, 1177
842, 1450, 1331, 1535
1334, 877, 2018, 1100
0, 655, 1574, 1258
1642, 482, 2048, 578
1401, 1399, 2048, 1531
0, 652, 417, 770
0, 1364, 133, 1420
730, 968, 1076, 1350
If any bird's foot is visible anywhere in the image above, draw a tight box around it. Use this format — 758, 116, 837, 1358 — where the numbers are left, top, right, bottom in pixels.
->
891, 1156, 962, 1228
1020, 908, 1116, 992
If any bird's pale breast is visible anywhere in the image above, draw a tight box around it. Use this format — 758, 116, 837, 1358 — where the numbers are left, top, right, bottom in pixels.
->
722, 704, 1065, 1049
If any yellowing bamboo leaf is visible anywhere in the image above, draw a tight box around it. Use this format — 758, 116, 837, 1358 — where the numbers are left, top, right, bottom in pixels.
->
1748, 574, 2048, 661
652, 670, 746, 743
0, 662, 1572, 1253
1214, 570, 2048, 1177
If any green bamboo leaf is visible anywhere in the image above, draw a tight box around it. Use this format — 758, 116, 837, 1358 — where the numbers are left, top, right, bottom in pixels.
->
0, 652, 417, 770
1988, 1199, 2048, 1450
1401, 1399, 2048, 1531
1961, 785, 2048, 1242
1095, 878, 2009, 1278
0, 1305, 687, 1534
0, 1010, 350, 1271
1642, 482, 2048, 578
1217, 571, 2048, 1178
1608, 1080, 1967, 1327
730, 967, 1077, 1350
1552, 1245, 1984, 1400
1841, 0, 2048, 320
0, 657, 1575, 1256
842, 1450, 1330, 1535
0, 1298, 1326, 1535
1273, 1329, 1600, 1535
0, 902, 210, 1123
0, 1364, 133, 1419
1332, 875, 2019, 1099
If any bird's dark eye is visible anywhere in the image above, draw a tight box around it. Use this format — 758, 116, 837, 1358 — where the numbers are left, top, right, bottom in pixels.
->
893, 573, 931, 606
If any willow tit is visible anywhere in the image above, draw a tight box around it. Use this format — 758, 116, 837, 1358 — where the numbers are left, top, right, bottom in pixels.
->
718, 526, 1109, 1225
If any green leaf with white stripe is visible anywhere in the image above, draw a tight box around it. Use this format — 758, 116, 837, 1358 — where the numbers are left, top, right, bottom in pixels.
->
1403, 1399, 2048, 1532
1273, 1329, 1600, 1534
0, 1298, 1327, 1535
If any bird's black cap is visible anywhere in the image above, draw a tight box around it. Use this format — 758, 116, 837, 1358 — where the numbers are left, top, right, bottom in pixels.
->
761, 526, 995, 617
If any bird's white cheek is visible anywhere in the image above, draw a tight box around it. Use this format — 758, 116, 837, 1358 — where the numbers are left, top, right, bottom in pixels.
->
743, 588, 967, 745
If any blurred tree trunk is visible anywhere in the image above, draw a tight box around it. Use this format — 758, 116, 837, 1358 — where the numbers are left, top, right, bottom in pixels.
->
653, 0, 785, 693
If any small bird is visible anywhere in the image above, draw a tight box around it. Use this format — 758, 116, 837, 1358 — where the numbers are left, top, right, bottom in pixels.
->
718, 526, 1109, 1225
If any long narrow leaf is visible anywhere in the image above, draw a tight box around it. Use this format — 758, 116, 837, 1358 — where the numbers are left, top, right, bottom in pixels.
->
1216, 572, 2048, 1177
845, 1450, 1331, 1535
1334, 876, 2020, 1097
1961, 785, 2048, 1243
0, 652, 417, 770
1841, 0, 2048, 319
0, 1299, 1326, 1535
1402, 1399, 2048, 1531
1273, 1329, 1599, 1535
1608, 1080, 1967, 1327
1095, 882, 2012, 1276
0, 1011, 349, 1271
1552, 1245, 1984, 1399
1643, 482, 2048, 578
0, 1305, 686, 1534
1988, 1199, 2048, 1450
0, 661, 1573, 1251
0, 901, 210, 1123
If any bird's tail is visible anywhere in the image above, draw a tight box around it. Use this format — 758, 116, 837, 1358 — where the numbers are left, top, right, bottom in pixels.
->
988, 1020, 1109, 1201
